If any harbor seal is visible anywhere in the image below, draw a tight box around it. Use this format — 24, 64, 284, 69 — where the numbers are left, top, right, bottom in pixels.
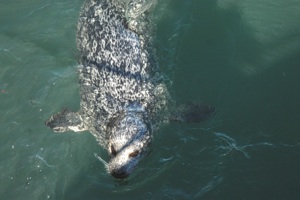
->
46, 0, 214, 179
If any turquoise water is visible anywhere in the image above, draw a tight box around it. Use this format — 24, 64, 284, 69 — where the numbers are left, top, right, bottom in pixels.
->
1, 0, 300, 199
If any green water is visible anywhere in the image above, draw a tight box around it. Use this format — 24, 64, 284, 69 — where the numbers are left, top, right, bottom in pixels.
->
1, 0, 300, 199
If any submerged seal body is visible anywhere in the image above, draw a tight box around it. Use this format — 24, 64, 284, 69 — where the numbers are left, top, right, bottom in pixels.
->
46, 0, 214, 179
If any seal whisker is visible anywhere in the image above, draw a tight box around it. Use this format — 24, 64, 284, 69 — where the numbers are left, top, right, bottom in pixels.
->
94, 153, 109, 172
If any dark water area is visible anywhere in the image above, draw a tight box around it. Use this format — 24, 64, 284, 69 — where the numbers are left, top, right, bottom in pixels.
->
1, 0, 300, 199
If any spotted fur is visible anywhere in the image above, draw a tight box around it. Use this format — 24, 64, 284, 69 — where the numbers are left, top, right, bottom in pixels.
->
46, 0, 214, 179
47, 0, 169, 179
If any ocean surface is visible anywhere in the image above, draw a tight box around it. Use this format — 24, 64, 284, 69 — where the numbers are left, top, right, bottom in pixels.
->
1, 0, 300, 199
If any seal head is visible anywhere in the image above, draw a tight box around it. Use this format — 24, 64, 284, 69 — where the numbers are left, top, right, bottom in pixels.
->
107, 112, 151, 179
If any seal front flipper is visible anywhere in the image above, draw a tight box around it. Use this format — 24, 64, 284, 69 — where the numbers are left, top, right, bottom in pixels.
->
170, 102, 216, 123
45, 108, 86, 133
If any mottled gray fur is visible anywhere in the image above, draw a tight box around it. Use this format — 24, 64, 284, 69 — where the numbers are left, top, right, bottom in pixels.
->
46, 0, 214, 179
47, 0, 169, 179
77, 0, 170, 179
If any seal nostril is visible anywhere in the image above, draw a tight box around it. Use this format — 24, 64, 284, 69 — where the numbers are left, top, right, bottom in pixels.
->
111, 170, 128, 179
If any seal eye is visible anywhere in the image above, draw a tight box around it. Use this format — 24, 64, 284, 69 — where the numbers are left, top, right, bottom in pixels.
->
111, 145, 117, 156
129, 150, 139, 158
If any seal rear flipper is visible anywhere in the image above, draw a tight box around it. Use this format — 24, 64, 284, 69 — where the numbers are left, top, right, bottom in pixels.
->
45, 108, 86, 133
170, 102, 216, 123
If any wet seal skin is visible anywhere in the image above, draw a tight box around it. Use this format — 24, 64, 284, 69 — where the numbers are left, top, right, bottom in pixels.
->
46, 0, 214, 179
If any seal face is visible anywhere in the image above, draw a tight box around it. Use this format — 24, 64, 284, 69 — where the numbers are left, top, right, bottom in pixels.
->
46, 0, 214, 179
107, 112, 151, 178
